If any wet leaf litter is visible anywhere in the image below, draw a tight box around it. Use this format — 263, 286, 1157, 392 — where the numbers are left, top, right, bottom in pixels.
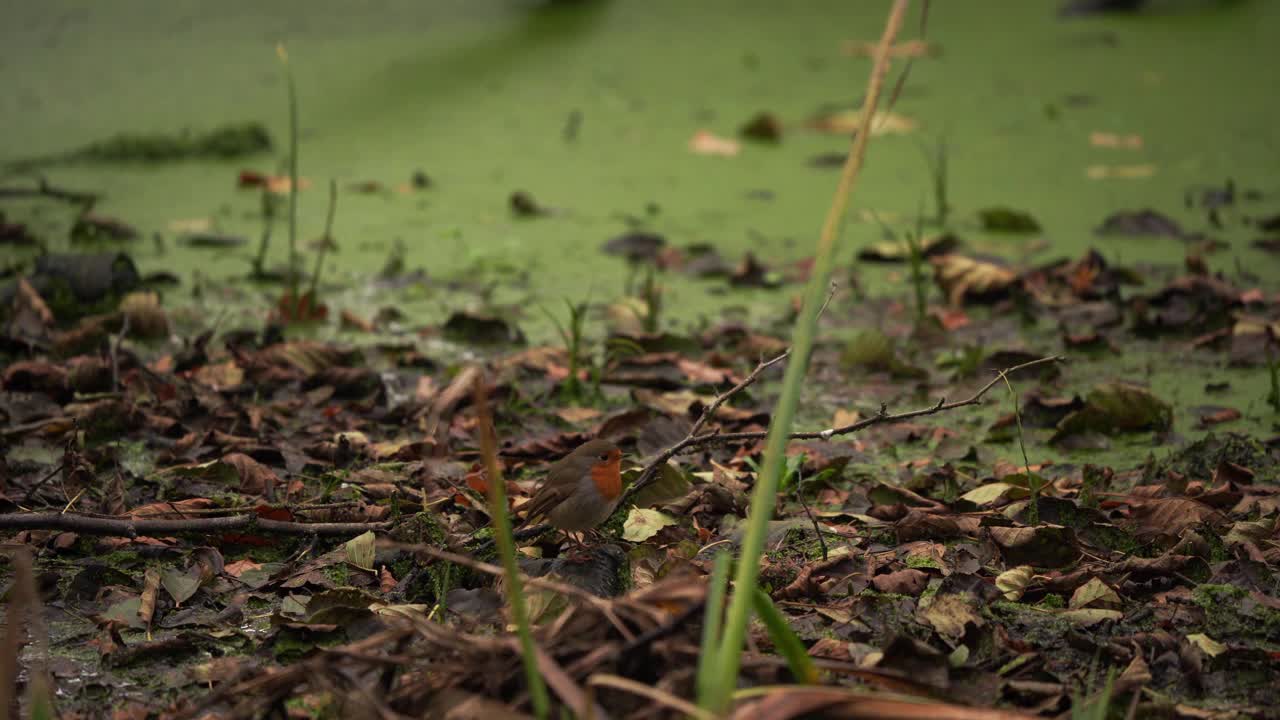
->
2, 1, 1280, 718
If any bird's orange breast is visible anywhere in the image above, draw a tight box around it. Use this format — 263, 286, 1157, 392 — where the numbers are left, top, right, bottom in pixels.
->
589, 453, 622, 500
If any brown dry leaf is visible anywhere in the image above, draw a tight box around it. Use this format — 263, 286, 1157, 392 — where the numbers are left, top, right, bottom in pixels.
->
832, 408, 861, 428
223, 452, 280, 496
895, 510, 981, 542
224, 559, 263, 578
138, 567, 161, 634
1130, 497, 1224, 539
119, 291, 169, 339
988, 525, 1080, 568
730, 686, 1032, 720
192, 360, 244, 390
379, 566, 397, 593
1089, 132, 1143, 149
688, 130, 740, 157
555, 406, 603, 424
339, 309, 376, 333
930, 254, 1018, 306
871, 568, 929, 596
266, 176, 312, 194
11, 277, 55, 337
920, 592, 983, 642
1086, 164, 1156, 179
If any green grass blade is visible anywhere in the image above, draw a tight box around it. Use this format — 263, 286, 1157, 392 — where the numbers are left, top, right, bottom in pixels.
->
695, 551, 731, 705
474, 377, 551, 719
751, 589, 818, 684
703, 1, 911, 714
276, 43, 300, 301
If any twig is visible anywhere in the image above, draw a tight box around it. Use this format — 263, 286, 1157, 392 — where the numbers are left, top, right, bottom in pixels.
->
21, 460, 66, 504
512, 354, 1064, 543
110, 314, 130, 392
0, 416, 71, 439
384, 541, 626, 618
0, 511, 391, 537
587, 674, 715, 720
794, 470, 829, 561
635, 357, 1062, 500
0, 177, 99, 209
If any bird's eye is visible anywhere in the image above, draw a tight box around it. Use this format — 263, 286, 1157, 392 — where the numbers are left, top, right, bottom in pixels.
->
599, 453, 609, 461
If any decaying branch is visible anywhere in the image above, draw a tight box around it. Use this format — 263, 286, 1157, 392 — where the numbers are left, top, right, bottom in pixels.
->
625, 353, 1064, 499
0, 511, 391, 537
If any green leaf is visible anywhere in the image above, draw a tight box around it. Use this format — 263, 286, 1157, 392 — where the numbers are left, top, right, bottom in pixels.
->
161, 567, 203, 606
629, 462, 693, 509
622, 508, 678, 542
751, 588, 818, 684
958, 482, 1026, 508
344, 530, 377, 571
1054, 382, 1172, 442
102, 596, 145, 629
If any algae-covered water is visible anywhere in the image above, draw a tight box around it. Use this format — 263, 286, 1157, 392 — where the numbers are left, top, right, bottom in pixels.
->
5, 0, 1278, 327
3, 0, 1279, 462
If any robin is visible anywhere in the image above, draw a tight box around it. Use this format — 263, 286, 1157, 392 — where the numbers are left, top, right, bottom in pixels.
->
521, 439, 624, 547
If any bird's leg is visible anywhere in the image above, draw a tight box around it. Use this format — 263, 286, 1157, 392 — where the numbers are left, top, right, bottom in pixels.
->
563, 532, 592, 563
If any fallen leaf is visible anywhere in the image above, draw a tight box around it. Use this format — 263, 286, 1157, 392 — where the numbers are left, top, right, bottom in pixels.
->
689, 130, 740, 157
622, 508, 678, 542
931, 254, 1018, 306
807, 109, 917, 136
1058, 607, 1122, 626
920, 592, 983, 641
1089, 132, 1143, 149
1069, 577, 1121, 609
871, 568, 928, 596
1186, 633, 1227, 657
1086, 164, 1156, 180
996, 566, 1035, 601
345, 530, 377, 571
988, 525, 1079, 568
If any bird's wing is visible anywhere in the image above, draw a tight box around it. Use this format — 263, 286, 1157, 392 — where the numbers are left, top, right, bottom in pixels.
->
520, 480, 571, 526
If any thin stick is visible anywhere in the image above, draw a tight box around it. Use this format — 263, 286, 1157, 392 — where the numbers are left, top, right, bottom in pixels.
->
110, 314, 130, 392
513, 354, 1063, 543
0, 512, 390, 537
0, 177, 99, 208
588, 674, 716, 720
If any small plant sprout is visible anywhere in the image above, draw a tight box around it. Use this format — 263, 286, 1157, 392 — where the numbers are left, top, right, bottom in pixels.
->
920, 133, 950, 228
277, 42, 301, 301
1267, 346, 1280, 413
638, 265, 663, 333
541, 298, 593, 403
905, 199, 930, 327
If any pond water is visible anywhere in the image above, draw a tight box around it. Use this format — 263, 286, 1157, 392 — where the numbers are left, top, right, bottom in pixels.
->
3, 0, 1278, 340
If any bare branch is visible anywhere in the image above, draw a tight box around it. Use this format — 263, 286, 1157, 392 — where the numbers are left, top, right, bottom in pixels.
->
0, 511, 391, 537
